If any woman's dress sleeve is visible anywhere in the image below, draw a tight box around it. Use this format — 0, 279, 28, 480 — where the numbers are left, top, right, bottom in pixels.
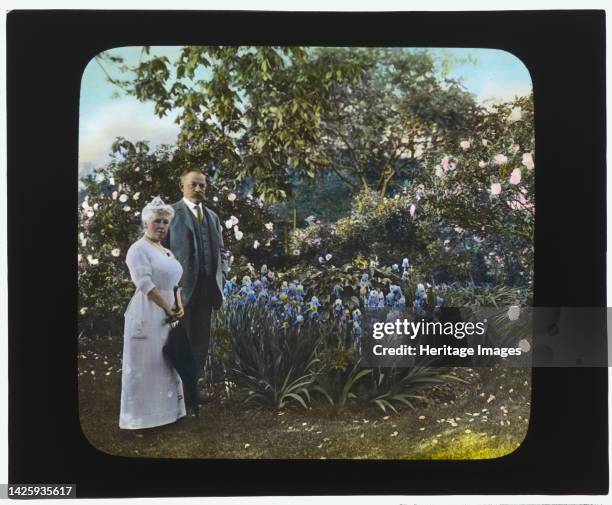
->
126, 243, 156, 295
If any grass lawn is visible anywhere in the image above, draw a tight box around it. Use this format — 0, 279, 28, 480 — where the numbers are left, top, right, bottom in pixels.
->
79, 336, 531, 460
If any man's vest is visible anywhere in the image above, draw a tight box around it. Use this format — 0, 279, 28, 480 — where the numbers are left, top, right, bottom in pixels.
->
187, 208, 215, 283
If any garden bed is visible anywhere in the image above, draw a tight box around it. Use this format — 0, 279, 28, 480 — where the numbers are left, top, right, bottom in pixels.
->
79, 336, 531, 460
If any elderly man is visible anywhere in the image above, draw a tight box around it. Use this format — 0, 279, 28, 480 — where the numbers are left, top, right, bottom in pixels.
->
163, 169, 229, 392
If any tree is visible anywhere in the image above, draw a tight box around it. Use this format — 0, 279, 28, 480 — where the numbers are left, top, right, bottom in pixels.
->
306, 47, 479, 196
98, 46, 363, 202
98, 46, 479, 199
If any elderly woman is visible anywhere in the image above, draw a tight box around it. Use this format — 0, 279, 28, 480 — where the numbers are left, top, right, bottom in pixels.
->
119, 196, 186, 430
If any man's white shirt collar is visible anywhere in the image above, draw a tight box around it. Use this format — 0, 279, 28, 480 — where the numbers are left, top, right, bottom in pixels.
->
183, 197, 203, 219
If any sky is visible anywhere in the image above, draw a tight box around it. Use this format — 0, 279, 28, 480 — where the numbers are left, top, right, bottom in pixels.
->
79, 46, 532, 175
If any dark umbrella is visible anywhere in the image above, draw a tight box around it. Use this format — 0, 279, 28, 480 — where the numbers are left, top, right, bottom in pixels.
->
163, 287, 200, 416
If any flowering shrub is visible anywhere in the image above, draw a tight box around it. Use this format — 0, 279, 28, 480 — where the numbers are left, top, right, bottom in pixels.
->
78, 139, 278, 334
287, 95, 534, 289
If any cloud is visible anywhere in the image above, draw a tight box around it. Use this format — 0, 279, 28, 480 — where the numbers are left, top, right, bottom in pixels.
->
78, 98, 179, 174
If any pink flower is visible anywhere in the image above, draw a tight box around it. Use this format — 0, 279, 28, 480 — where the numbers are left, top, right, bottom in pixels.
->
111, 191, 118, 200
459, 140, 470, 151
441, 156, 450, 171
509, 168, 522, 185
493, 154, 508, 165
409, 204, 416, 217
490, 183, 502, 195
522, 152, 534, 170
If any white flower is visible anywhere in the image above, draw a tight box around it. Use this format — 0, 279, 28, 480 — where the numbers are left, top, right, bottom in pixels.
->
478, 160, 487, 168
493, 154, 508, 165
253, 240, 260, 249
435, 166, 445, 178
111, 248, 121, 257
230, 215, 239, 226
522, 152, 535, 170
123, 206, 131, 212
213, 196, 219, 202
234, 229, 243, 241
134, 166, 140, 172
507, 305, 521, 321
325, 253, 332, 261
509, 168, 522, 185
93, 203, 99, 210
509, 143, 520, 154
409, 204, 416, 217
80, 307, 88, 315
459, 140, 470, 151
86, 210, 94, 218
109, 176, 115, 185
293, 249, 301, 256
78, 254, 82, 262
81, 200, 90, 210
119, 194, 128, 203
228, 192, 237, 202
133, 192, 140, 201
507, 107, 523, 123
86, 255, 99, 265
490, 183, 502, 196
225, 219, 233, 229
318, 256, 324, 264
482, 139, 488, 147
264, 222, 273, 231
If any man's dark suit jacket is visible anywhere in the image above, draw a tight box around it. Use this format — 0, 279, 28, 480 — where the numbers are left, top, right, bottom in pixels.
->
164, 200, 228, 310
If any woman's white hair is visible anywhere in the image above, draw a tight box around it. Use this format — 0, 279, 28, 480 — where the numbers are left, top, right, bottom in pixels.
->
141, 196, 175, 226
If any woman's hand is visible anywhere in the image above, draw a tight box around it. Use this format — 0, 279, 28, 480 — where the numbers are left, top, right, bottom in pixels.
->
173, 304, 185, 319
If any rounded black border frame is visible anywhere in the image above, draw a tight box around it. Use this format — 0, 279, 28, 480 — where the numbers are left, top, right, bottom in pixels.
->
7, 10, 608, 497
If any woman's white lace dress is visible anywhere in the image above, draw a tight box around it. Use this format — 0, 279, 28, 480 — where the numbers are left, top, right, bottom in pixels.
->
119, 237, 186, 429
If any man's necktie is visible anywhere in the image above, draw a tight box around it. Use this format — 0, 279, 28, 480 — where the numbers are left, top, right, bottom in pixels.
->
195, 205, 203, 223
